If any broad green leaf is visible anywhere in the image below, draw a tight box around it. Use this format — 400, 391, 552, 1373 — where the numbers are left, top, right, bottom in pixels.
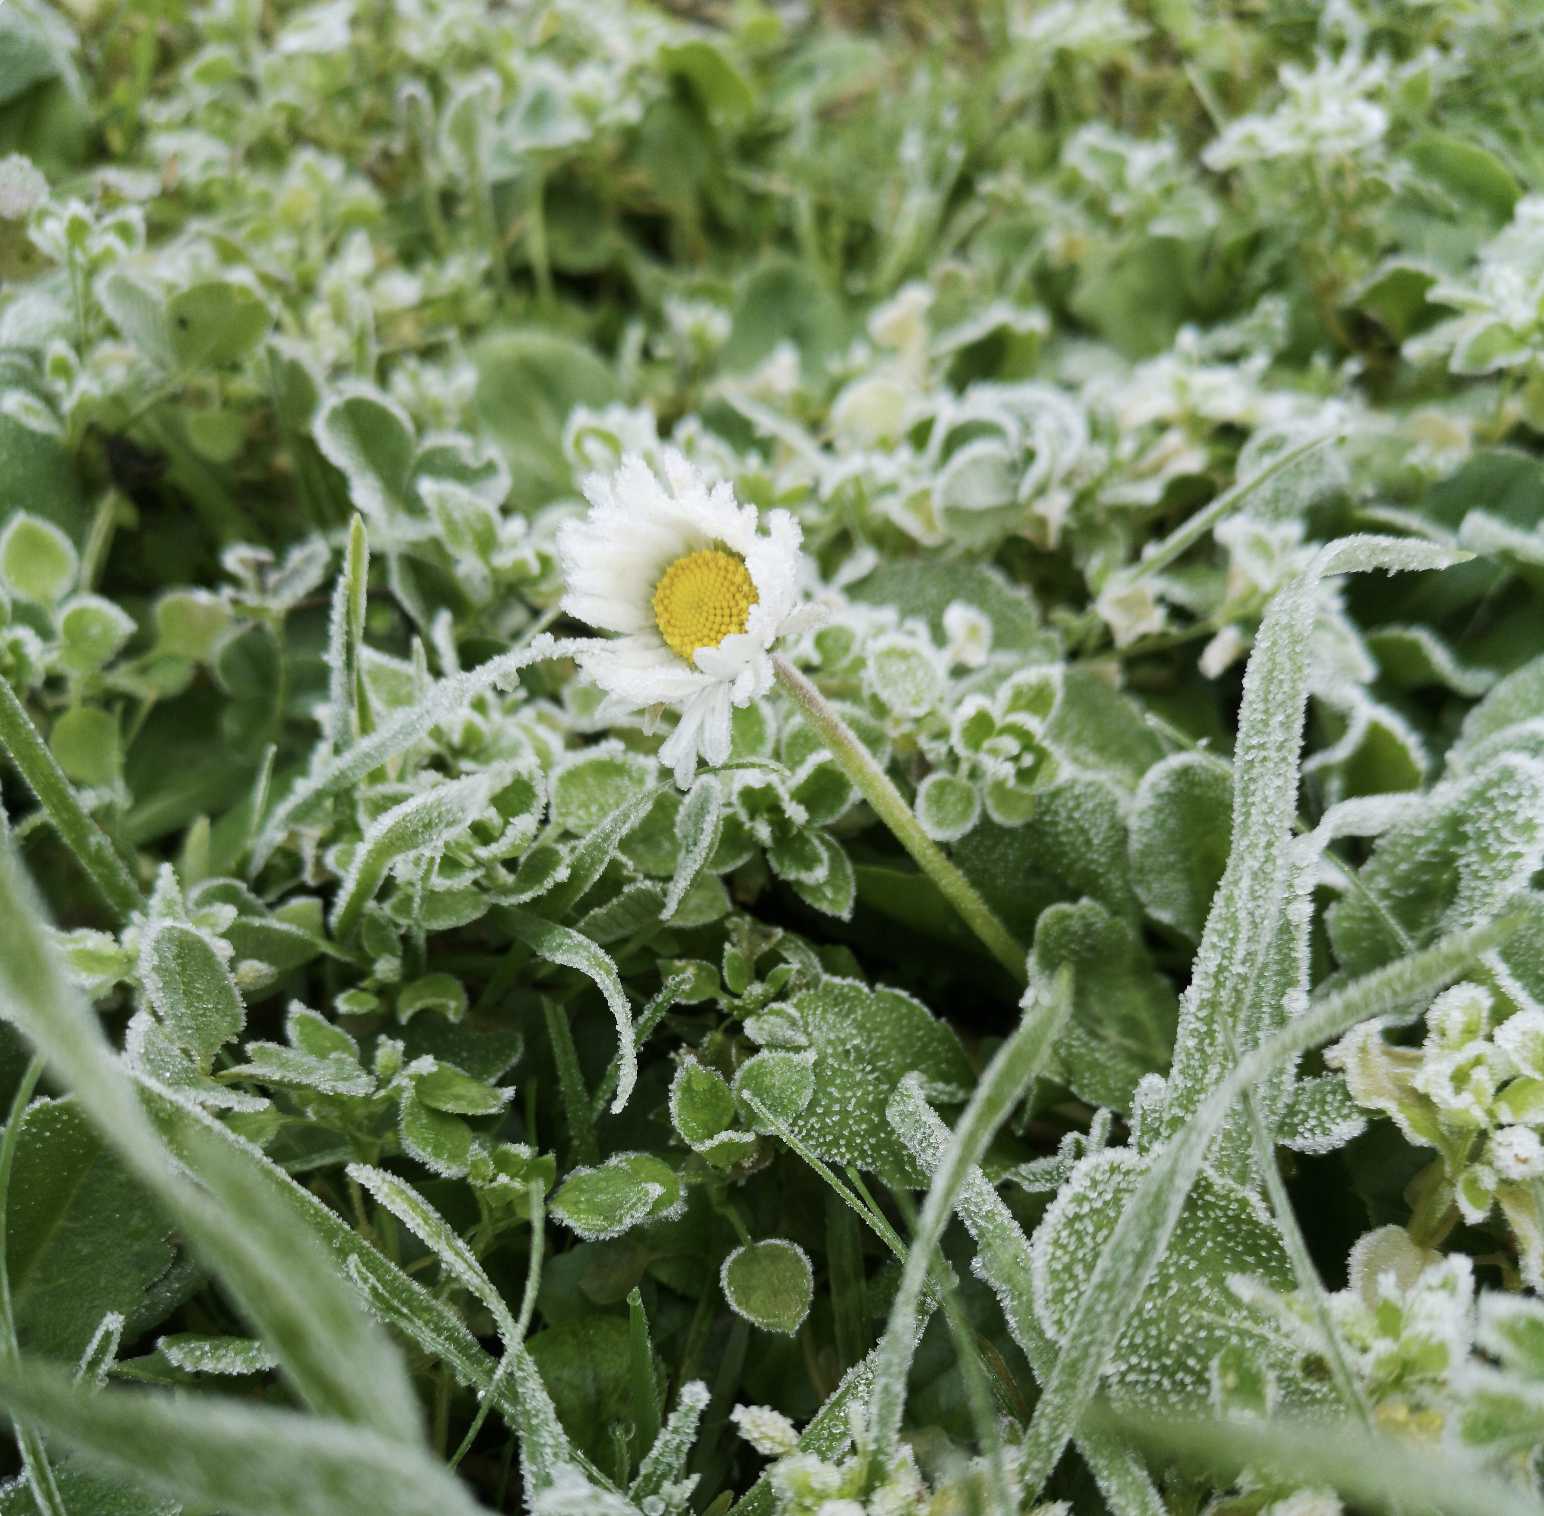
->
1127, 752, 1232, 941
138, 922, 244, 1069
736, 977, 971, 1186
1032, 900, 1177, 1112
0, 513, 75, 605
49, 706, 119, 788
721, 1239, 813, 1335
6, 1097, 174, 1361
549, 745, 653, 835
166, 281, 272, 369
0, 847, 423, 1445
526, 1316, 639, 1472
550, 1152, 682, 1241
314, 386, 417, 524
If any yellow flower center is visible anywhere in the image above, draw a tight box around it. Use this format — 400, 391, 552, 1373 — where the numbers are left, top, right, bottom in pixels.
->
652, 547, 757, 662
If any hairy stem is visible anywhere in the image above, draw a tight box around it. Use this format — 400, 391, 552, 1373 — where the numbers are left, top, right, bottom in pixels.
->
772, 655, 1026, 982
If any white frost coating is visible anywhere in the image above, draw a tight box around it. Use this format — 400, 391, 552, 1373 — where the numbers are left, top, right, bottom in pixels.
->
630, 1380, 709, 1506
888, 1081, 1168, 1516
506, 910, 638, 1113
663, 774, 723, 919
76, 1311, 126, 1387
1161, 534, 1466, 1175
328, 767, 508, 934
731, 1404, 801, 1457
720, 1239, 814, 1336
250, 634, 589, 872
158, 1334, 280, 1375
530, 1465, 640, 1516
347, 1163, 517, 1341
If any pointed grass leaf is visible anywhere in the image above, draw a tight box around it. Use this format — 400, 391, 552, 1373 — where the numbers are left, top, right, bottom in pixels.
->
664, 774, 723, 919
331, 770, 503, 938
0, 1356, 489, 1516
0, 846, 423, 1446
507, 909, 636, 1112
1012, 903, 1527, 1503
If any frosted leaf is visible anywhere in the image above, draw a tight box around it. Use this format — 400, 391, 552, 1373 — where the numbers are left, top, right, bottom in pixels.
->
550, 743, 654, 834
721, 1240, 813, 1336
158, 1334, 279, 1376
138, 921, 245, 1071
734, 1049, 816, 1126
74, 1312, 125, 1390
225, 1041, 374, 1097
124, 1011, 269, 1113
1275, 1074, 1366, 1154
330, 770, 505, 936
1346, 1226, 1437, 1309
530, 1465, 640, 1516
1491, 1127, 1544, 1182
397, 1093, 473, 1177
1127, 752, 1232, 941
1031, 1149, 1299, 1409
1474, 1290, 1544, 1378
733, 977, 971, 1186
1162, 535, 1465, 1165
412, 1063, 510, 1117
630, 1380, 709, 1507
550, 1152, 683, 1241
1328, 756, 1544, 981
313, 382, 417, 523
669, 1055, 736, 1151
347, 1163, 516, 1339
915, 772, 981, 843
1094, 579, 1165, 648
1496, 1009, 1544, 1078
507, 911, 637, 1113
941, 601, 992, 669
1032, 899, 1176, 1112
0, 512, 78, 605
664, 774, 723, 919
863, 633, 945, 718
1365, 625, 1496, 700
731, 1403, 800, 1458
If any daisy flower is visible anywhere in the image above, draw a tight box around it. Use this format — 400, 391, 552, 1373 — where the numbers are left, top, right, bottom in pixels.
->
558, 450, 811, 786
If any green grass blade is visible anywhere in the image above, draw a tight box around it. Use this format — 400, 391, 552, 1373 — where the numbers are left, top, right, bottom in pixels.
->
0, 1356, 490, 1516
1014, 902, 1528, 1502
0, 675, 144, 920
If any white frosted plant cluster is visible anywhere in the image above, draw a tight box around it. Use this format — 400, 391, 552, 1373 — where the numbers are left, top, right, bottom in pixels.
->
1330, 983, 1544, 1284
6, 3, 1544, 1516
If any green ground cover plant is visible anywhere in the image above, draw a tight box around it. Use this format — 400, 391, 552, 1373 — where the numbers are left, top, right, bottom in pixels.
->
3, 0, 1544, 1511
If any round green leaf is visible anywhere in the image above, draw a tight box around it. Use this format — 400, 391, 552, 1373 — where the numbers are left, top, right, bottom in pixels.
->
721, 1239, 813, 1336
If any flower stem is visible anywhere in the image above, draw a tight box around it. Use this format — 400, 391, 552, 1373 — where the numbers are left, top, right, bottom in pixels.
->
0, 676, 144, 921
772, 656, 1026, 983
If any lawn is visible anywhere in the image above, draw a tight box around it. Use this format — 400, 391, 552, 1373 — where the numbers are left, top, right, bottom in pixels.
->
2, 2, 1544, 1513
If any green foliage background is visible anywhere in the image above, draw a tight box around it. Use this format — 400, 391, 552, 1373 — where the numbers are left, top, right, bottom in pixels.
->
3, 0, 1544, 1512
